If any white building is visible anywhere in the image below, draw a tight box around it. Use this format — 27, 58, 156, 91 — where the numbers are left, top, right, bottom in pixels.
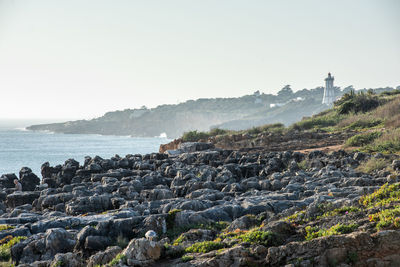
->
322, 72, 335, 105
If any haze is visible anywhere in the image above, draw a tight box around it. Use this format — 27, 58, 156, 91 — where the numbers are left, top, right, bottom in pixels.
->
0, 0, 399, 120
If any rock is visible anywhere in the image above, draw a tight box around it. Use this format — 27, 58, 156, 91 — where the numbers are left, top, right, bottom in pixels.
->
51, 252, 84, 267
123, 238, 162, 265
227, 215, 259, 231
6, 191, 40, 209
392, 160, 400, 171
45, 228, 76, 256
19, 167, 40, 191
87, 246, 122, 267
84, 235, 111, 251
0, 173, 18, 189
178, 142, 214, 153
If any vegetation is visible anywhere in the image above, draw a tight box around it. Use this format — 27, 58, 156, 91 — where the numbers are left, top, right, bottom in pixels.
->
168, 221, 229, 242
0, 236, 27, 261
291, 113, 343, 131
185, 241, 225, 253
359, 183, 400, 208
305, 223, 359, 241
237, 230, 279, 247
182, 131, 211, 142
284, 210, 308, 225
345, 131, 381, 147
0, 225, 14, 232
166, 209, 182, 230
181, 255, 194, 262
356, 158, 391, 174
317, 206, 360, 219
369, 206, 400, 230
115, 235, 129, 249
108, 253, 127, 266
362, 129, 400, 154
182, 123, 285, 142
335, 90, 381, 114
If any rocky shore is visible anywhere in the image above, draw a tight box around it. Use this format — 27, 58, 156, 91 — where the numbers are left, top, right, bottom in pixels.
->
0, 142, 400, 266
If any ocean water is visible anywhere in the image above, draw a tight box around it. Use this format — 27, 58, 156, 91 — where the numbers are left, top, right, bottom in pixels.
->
0, 121, 170, 177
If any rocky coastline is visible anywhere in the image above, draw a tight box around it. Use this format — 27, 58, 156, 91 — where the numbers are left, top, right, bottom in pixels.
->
0, 142, 399, 266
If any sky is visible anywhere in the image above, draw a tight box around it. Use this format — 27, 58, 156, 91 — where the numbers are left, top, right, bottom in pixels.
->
0, 0, 399, 120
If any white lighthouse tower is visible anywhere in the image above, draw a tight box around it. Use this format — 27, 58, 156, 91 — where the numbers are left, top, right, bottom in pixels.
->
322, 72, 335, 105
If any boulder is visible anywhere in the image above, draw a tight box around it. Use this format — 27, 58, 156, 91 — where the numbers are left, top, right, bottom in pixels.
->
178, 142, 214, 153
6, 191, 40, 209
123, 238, 162, 265
51, 252, 84, 267
87, 246, 122, 267
45, 228, 76, 256
19, 167, 40, 191
0, 173, 17, 189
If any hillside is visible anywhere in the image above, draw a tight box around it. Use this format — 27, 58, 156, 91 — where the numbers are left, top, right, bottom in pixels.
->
27, 86, 397, 138
161, 89, 400, 155
24, 86, 336, 138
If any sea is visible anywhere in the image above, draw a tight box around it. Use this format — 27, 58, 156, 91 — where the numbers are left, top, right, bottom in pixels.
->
0, 120, 170, 177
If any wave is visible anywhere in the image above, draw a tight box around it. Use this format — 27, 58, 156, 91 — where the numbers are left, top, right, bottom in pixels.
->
14, 127, 28, 131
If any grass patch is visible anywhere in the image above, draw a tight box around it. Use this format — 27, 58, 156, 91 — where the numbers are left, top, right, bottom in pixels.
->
0, 236, 27, 261
356, 158, 391, 174
317, 206, 361, 219
181, 255, 194, 262
185, 241, 225, 253
345, 131, 382, 147
298, 160, 308, 170
363, 129, 400, 154
0, 225, 14, 232
284, 210, 308, 225
305, 223, 358, 241
167, 221, 229, 241
108, 253, 127, 266
291, 112, 343, 131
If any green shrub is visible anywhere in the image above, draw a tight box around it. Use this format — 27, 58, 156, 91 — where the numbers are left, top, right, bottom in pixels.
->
182, 131, 209, 142
238, 230, 280, 247
345, 131, 382, 147
208, 128, 228, 136
185, 241, 225, 253
335, 91, 380, 114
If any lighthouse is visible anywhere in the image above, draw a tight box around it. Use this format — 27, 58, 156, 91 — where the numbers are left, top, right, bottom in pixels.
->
322, 73, 335, 105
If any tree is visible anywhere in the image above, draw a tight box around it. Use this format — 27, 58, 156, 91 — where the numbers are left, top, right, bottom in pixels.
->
277, 85, 293, 99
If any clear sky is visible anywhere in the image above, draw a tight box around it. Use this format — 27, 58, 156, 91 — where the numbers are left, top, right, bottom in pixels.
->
0, 0, 399, 120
